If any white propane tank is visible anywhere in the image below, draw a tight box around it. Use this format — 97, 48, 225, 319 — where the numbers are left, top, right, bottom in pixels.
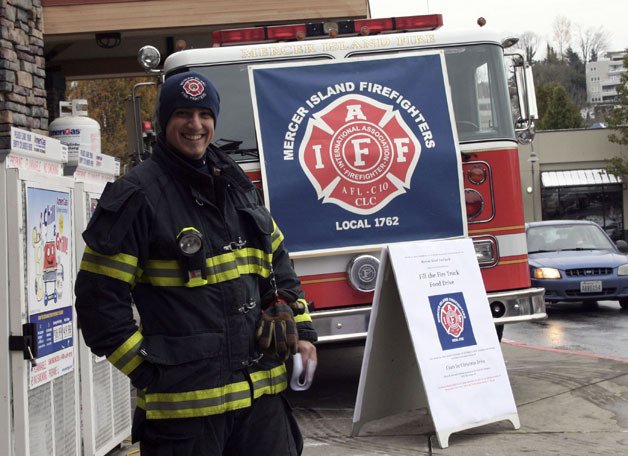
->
49, 99, 101, 165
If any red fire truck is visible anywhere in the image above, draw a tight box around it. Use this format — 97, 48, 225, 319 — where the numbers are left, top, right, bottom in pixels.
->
129, 13, 546, 342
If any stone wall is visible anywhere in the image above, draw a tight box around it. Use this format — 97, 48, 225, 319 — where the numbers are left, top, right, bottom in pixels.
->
0, 0, 47, 155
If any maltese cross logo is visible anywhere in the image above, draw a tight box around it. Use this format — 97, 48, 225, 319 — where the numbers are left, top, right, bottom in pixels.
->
299, 94, 421, 215
181, 77, 206, 100
440, 299, 465, 338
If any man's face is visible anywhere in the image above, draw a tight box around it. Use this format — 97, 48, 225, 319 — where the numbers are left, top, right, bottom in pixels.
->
165, 107, 215, 160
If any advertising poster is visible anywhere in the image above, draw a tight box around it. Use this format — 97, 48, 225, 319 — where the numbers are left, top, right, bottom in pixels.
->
26, 186, 74, 388
250, 52, 465, 254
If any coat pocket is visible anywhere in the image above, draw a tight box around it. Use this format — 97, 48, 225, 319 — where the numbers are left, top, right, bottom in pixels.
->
236, 206, 274, 235
140, 331, 222, 366
83, 180, 145, 255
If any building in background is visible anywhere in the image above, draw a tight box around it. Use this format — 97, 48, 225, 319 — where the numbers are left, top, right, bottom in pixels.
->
586, 50, 627, 104
519, 128, 627, 241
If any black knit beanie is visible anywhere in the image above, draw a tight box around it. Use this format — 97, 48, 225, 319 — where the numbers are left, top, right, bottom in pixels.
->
158, 72, 220, 132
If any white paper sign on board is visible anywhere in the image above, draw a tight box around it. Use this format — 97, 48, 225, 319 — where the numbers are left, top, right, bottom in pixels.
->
353, 238, 519, 448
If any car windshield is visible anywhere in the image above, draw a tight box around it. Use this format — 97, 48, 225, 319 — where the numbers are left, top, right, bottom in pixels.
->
527, 223, 615, 253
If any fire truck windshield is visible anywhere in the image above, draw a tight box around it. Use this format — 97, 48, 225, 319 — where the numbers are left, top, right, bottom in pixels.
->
443, 44, 515, 142
192, 43, 514, 162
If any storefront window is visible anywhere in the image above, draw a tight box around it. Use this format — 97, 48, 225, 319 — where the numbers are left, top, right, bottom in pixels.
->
541, 184, 624, 240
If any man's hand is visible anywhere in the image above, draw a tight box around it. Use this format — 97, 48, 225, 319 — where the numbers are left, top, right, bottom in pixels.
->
297, 340, 317, 366
256, 296, 299, 362
290, 340, 317, 391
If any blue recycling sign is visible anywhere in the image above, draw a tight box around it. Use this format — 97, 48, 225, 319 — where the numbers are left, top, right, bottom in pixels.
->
250, 51, 464, 253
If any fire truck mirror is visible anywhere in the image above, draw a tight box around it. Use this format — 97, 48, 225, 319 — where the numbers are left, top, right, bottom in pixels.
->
125, 81, 158, 166
513, 60, 538, 123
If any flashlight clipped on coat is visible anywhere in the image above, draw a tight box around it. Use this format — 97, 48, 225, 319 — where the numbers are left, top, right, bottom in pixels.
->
177, 227, 208, 287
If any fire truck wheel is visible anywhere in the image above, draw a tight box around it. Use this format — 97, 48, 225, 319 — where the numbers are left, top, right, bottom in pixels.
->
495, 324, 504, 342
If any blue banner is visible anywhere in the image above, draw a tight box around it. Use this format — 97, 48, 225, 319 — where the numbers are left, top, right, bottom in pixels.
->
251, 52, 464, 253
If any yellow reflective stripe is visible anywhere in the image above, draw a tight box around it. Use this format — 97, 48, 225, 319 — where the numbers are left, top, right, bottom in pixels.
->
177, 226, 200, 238
107, 330, 144, 375
294, 299, 312, 323
251, 365, 288, 398
80, 247, 138, 284
138, 258, 184, 286
136, 392, 146, 409
121, 355, 144, 375
271, 220, 284, 252
237, 248, 272, 277
295, 314, 312, 323
140, 248, 272, 287
136, 366, 287, 419
84, 246, 138, 268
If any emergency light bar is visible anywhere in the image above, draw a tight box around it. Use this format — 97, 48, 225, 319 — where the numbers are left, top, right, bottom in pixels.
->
211, 14, 443, 46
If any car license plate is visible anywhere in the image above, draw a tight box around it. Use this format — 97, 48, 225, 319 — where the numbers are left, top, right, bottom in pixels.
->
580, 280, 602, 293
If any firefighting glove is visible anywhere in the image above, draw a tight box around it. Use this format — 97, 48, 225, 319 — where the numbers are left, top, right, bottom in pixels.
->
256, 291, 305, 361
263, 289, 307, 315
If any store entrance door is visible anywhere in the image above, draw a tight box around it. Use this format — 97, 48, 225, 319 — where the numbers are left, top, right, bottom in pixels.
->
541, 183, 624, 240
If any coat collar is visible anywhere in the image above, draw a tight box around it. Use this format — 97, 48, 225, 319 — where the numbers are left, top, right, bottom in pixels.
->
152, 135, 254, 192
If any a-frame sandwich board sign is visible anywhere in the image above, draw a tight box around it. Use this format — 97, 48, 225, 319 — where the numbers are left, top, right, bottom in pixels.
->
352, 238, 519, 448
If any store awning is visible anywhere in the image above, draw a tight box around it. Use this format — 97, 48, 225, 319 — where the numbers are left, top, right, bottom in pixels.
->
541, 169, 622, 187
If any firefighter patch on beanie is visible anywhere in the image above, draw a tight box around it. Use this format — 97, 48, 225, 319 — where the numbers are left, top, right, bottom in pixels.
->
180, 76, 207, 101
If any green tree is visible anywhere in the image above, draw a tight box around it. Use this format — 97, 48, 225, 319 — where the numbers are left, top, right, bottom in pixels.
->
65, 77, 157, 168
564, 47, 587, 107
544, 44, 560, 64
536, 82, 584, 130
565, 47, 584, 70
605, 52, 628, 177
534, 46, 587, 110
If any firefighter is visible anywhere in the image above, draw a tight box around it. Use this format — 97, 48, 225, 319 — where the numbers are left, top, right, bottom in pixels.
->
75, 71, 317, 455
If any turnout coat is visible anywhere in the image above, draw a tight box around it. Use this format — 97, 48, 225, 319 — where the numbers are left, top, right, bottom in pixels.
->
75, 139, 315, 421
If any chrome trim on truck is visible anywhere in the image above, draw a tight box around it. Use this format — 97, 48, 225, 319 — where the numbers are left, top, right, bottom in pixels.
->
311, 287, 546, 343
488, 287, 547, 324
311, 307, 370, 343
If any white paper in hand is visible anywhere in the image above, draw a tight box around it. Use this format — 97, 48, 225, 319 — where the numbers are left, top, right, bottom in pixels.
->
290, 353, 317, 391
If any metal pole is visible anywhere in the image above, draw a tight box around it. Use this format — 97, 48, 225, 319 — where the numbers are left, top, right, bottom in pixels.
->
531, 166, 535, 220
528, 141, 539, 221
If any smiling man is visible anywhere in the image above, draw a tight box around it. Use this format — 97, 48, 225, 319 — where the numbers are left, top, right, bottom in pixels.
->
164, 106, 214, 159
159, 74, 216, 160
75, 72, 317, 455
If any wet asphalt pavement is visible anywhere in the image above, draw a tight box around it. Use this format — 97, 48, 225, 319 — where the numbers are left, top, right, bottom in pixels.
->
502, 299, 627, 360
